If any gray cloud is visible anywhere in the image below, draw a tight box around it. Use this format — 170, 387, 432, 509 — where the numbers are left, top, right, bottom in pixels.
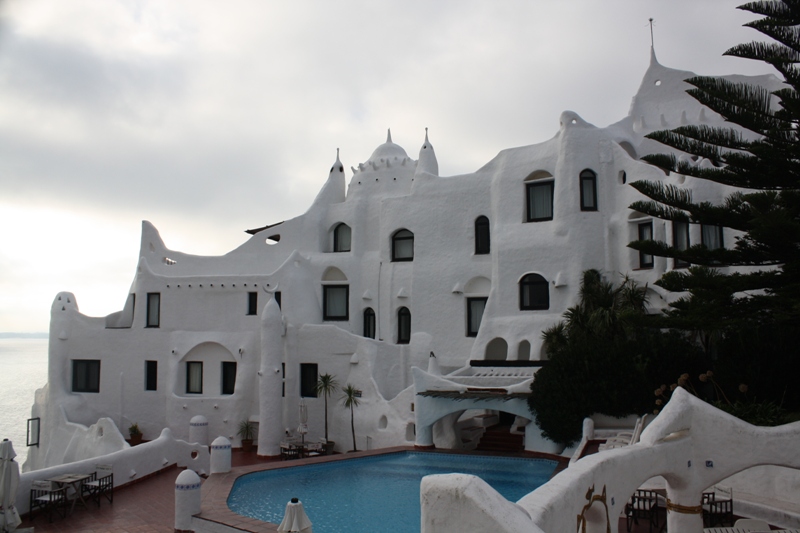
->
0, 0, 781, 330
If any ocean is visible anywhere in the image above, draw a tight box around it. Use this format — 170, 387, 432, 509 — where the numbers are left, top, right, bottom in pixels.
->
0, 336, 48, 467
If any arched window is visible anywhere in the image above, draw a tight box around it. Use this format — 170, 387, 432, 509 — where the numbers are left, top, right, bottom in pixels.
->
322, 267, 348, 321
397, 307, 411, 344
466, 297, 487, 337
333, 223, 352, 252
363, 308, 376, 339
524, 170, 554, 222
392, 229, 414, 261
519, 273, 549, 310
474, 216, 490, 255
580, 169, 598, 211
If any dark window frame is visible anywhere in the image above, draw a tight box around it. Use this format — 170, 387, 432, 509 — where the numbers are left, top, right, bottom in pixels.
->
701, 224, 724, 250
221, 361, 236, 395
467, 297, 488, 337
322, 284, 349, 321
475, 216, 490, 255
145, 360, 157, 391
300, 363, 318, 398
525, 181, 554, 222
397, 307, 411, 344
673, 220, 691, 268
391, 229, 414, 261
363, 307, 376, 339
638, 221, 654, 269
186, 361, 203, 394
72, 359, 101, 393
519, 273, 549, 310
247, 292, 258, 315
579, 169, 598, 211
146, 292, 160, 328
333, 223, 352, 253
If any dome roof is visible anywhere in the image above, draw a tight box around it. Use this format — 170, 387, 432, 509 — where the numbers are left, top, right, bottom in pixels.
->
368, 129, 408, 162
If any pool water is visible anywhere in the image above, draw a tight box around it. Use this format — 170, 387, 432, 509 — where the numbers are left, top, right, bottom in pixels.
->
227, 452, 556, 533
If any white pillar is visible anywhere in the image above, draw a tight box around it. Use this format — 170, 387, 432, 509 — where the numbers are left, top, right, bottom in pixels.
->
665, 485, 704, 533
258, 298, 284, 457
189, 415, 208, 446
210, 436, 231, 474
174, 469, 202, 532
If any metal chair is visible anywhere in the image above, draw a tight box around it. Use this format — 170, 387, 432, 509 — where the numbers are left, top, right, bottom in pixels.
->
82, 464, 114, 506
626, 489, 660, 533
29, 480, 68, 522
702, 491, 734, 527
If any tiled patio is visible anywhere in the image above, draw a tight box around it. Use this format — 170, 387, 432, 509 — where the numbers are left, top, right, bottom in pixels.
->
16, 447, 755, 533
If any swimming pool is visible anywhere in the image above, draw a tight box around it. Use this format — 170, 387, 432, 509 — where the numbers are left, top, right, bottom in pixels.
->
227, 452, 557, 533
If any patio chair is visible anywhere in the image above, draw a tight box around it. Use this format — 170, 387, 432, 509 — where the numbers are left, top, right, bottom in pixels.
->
733, 518, 771, 531
702, 490, 734, 527
599, 416, 648, 451
29, 480, 68, 522
625, 489, 659, 533
82, 464, 114, 506
281, 444, 300, 460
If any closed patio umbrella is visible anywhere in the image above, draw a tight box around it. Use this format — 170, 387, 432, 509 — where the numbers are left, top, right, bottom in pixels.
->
277, 497, 312, 533
0, 439, 22, 532
297, 399, 308, 445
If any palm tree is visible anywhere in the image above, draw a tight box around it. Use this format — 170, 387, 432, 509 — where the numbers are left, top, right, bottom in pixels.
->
341, 384, 361, 452
541, 269, 648, 348
314, 373, 339, 441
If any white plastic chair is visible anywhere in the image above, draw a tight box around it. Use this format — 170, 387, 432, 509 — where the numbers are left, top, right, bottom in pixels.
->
733, 518, 770, 531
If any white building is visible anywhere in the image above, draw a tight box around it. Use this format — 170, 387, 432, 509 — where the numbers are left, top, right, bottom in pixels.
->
26, 50, 784, 470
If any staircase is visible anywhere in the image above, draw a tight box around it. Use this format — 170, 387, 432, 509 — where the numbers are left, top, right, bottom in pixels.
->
476, 425, 524, 453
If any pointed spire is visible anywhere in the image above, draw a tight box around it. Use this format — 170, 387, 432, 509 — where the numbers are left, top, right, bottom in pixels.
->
416, 127, 439, 177
387, 129, 392, 143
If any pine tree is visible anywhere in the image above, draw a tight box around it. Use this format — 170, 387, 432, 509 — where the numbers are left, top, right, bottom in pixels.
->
629, 1, 800, 328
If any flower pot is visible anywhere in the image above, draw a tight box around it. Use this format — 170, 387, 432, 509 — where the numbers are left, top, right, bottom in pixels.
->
323, 441, 335, 455
241, 439, 254, 452
129, 434, 143, 446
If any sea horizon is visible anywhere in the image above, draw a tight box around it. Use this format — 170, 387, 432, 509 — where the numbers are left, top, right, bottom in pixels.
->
0, 332, 48, 338
0, 336, 49, 467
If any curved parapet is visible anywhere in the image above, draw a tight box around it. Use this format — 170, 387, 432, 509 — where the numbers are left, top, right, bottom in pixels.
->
421, 474, 542, 533
421, 388, 800, 533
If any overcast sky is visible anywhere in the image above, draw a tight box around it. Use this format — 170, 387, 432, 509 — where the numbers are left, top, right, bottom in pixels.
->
0, 0, 778, 332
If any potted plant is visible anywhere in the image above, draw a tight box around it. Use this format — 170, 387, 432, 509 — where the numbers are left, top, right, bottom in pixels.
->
315, 373, 339, 454
238, 420, 256, 452
128, 423, 143, 445
341, 384, 361, 452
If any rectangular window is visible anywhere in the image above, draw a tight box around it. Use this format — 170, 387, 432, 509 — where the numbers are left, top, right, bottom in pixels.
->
580, 174, 597, 211
145, 360, 157, 391
146, 293, 160, 328
673, 221, 690, 268
467, 297, 488, 337
186, 361, 203, 394
247, 292, 258, 315
72, 360, 101, 393
526, 181, 554, 222
281, 362, 285, 397
638, 222, 654, 269
701, 224, 723, 250
323, 285, 349, 320
300, 363, 318, 398
221, 361, 236, 395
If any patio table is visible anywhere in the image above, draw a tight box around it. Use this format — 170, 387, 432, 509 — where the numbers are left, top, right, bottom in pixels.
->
48, 473, 92, 514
